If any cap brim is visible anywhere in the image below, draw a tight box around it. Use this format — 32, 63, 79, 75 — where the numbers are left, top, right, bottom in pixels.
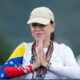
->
27, 18, 50, 25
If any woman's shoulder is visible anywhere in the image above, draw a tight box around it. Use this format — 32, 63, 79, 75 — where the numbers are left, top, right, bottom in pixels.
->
53, 42, 74, 58
18, 42, 34, 48
53, 41, 71, 50
53, 41, 66, 47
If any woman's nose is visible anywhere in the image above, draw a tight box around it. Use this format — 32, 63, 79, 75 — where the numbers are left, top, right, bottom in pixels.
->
35, 26, 41, 31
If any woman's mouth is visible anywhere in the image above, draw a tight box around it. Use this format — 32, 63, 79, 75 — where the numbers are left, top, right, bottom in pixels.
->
36, 33, 42, 36
35, 32, 43, 37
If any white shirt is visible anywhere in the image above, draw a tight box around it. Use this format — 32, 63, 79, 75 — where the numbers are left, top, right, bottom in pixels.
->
22, 42, 80, 79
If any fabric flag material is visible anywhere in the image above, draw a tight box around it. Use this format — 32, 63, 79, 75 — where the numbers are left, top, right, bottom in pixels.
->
0, 42, 27, 79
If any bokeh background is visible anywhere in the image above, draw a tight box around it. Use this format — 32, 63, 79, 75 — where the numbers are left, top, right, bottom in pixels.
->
0, 0, 80, 66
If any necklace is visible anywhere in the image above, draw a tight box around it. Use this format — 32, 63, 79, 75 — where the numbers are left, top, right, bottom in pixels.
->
31, 40, 53, 79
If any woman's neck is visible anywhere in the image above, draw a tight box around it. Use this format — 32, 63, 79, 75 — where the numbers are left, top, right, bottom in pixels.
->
43, 40, 51, 48
35, 39, 51, 48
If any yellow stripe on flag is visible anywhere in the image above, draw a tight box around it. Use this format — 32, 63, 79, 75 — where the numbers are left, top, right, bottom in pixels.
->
7, 42, 26, 61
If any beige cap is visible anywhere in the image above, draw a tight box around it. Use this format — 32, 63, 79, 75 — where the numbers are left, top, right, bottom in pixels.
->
27, 7, 55, 25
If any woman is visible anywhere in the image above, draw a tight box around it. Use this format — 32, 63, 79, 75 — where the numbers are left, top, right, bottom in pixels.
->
21, 7, 80, 79
0, 7, 80, 79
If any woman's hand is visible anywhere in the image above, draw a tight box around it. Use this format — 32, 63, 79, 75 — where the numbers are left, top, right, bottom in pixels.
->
32, 58, 40, 70
37, 40, 48, 68
32, 45, 41, 70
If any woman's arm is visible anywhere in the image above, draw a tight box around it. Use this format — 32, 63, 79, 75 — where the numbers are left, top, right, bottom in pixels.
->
49, 62, 80, 79
4, 65, 32, 78
0, 42, 26, 79
49, 45, 80, 79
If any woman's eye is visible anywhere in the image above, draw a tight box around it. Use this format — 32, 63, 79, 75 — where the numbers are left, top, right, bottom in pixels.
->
32, 23, 46, 28
40, 24, 46, 27
32, 23, 37, 27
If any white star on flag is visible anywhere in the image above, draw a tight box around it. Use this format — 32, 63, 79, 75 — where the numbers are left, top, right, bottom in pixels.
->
1, 74, 4, 78
10, 61, 13, 64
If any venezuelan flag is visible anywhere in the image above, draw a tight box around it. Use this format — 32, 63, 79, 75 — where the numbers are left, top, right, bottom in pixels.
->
0, 42, 26, 79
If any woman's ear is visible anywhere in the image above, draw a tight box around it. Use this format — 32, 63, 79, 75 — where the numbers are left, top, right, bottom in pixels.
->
51, 23, 56, 32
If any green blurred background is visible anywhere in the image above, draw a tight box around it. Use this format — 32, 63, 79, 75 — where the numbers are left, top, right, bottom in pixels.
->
0, 0, 80, 65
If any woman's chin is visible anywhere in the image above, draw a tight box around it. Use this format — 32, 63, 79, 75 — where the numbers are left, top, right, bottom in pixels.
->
35, 38, 44, 42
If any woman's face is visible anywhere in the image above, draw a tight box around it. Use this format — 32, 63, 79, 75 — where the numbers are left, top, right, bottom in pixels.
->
30, 22, 55, 42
